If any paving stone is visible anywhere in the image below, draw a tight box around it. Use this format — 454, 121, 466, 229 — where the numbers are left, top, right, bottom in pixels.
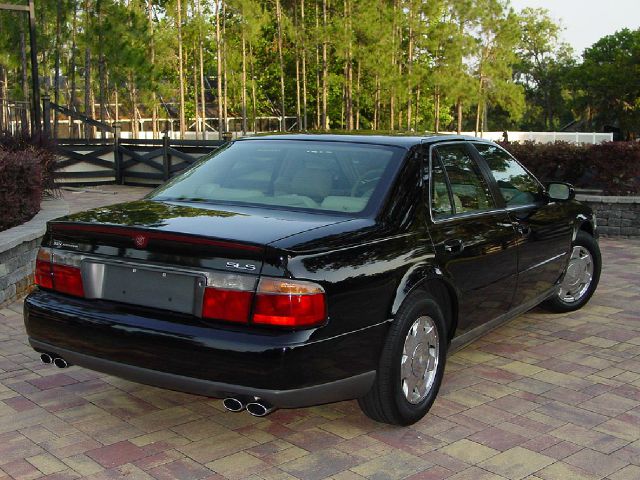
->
1, 221, 640, 480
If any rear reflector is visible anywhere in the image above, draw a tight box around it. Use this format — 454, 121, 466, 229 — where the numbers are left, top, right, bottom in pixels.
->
252, 278, 326, 327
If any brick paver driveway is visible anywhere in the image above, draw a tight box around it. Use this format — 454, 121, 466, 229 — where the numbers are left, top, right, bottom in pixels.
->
0, 187, 639, 479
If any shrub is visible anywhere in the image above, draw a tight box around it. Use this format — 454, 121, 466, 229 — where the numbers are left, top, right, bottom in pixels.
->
0, 131, 58, 196
0, 148, 42, 231
498, 141, 640, 196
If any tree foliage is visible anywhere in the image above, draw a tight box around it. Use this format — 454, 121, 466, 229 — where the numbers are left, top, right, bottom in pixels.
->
0, 1, 637, 138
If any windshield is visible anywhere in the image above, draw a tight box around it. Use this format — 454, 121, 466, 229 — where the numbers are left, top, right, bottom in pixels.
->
151, 140, 404, 214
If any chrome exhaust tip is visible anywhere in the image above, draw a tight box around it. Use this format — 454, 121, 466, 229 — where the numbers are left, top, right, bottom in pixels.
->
222, 397, 247, 412
40, 353, 53, 364
246, 400, 275, 417
53, 357, 68, 369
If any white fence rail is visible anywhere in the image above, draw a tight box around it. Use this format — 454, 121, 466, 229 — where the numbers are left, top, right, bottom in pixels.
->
451, 131, 614, 145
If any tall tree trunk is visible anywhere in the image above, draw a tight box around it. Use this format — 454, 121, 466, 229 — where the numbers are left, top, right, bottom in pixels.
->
475, 75, 483, 136
177, 0, 186, 138
54, 0, 62, 137
241, 32, 248, 134
389, 0, 398, 131
434, 88, 440, 133
215, 0, 224, 137
193, 41, 200, 138
406, 2, 413, 130
414, 86, 420, 131
222, 4, 228, 133
70, 1, 78, 114
344, 0, 353, 130
355, 61, 360, 130
456, 97, 462, 134
373, 75, 379, 130
129, 74, 138, 138
84, 0, 91, 140
98, 0, 106, 138
301, 0, 307, 130
19, 24, 29, 133
148, 0, 158, 138
321, 0, 328, 130
275, 0, 286, 132
114, 89, 118, 123
315, 1, 320, 129
249, 41, 257, 133
197, 0, 206, 139
0, 66, 6, 132
294, 3, 301, 131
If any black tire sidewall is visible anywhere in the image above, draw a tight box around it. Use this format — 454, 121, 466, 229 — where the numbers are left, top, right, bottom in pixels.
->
385, 295, 448, 425
552, 231, 601, 311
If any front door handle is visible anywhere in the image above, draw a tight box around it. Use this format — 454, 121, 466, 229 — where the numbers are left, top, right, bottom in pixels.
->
444, 239, 464, 253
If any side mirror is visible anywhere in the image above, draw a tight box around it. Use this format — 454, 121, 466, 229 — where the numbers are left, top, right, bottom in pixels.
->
547, 182, 575, 201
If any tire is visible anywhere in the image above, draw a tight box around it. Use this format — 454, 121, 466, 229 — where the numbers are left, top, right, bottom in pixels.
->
358, 293, 448, 425
542, 230, 601, 313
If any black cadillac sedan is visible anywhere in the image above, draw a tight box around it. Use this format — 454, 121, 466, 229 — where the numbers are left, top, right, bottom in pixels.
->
24, 135, 600, 425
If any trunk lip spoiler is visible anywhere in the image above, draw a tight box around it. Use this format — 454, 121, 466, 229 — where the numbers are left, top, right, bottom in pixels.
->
49, 222, 265, 253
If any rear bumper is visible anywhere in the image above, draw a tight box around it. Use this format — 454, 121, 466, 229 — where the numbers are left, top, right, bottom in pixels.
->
24, 289, 385, 408
29, 338, 375, 408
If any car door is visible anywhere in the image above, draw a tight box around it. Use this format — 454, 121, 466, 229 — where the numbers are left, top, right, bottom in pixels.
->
471, 143, 573, 306
426, 142, 520, 336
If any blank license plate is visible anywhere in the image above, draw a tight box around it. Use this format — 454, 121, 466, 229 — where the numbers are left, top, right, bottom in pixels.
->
101, 264, 205, 314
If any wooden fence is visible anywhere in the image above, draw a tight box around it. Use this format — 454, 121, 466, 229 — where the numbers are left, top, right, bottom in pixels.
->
42, 96, 226, 186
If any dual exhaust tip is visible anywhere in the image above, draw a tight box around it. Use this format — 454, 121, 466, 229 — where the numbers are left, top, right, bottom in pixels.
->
222, 396, 275, 417
40, 353, 69, 369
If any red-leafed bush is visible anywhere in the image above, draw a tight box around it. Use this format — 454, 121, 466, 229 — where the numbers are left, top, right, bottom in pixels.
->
0, 148, 42, 231
498, 141, 640, 196
0, 131, 57, 195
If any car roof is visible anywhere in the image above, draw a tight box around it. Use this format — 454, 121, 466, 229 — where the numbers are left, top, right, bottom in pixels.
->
236, 133, 491, 149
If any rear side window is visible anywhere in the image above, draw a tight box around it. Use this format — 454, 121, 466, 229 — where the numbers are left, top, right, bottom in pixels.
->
432, 144, 495, 215
473, 143, 541, 206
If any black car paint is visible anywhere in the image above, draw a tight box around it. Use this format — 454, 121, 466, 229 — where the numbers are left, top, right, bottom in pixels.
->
23, 135, 596, 407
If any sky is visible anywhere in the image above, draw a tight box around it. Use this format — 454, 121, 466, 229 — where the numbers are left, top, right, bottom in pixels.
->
509, 0, 640, 57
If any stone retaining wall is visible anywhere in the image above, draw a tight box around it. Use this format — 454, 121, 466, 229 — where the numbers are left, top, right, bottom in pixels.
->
577, 195, 640, 237
0, 197, 68, 305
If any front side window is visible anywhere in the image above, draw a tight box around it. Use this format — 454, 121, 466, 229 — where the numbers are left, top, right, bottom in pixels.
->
433, 143, 495, 215
473, 143, 541, 206
151, 140, 403, 214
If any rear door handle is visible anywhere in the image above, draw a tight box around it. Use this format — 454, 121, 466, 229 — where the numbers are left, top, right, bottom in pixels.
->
444, 239, 464, 253
514, 223, 531, 236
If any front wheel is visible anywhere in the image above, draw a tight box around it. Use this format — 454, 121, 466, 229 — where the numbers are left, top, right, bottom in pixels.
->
542, 230, 601, 313
358, 293, 448, 425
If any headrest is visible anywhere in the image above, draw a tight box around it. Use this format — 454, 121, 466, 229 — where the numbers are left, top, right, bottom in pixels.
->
289, 167, 333, 200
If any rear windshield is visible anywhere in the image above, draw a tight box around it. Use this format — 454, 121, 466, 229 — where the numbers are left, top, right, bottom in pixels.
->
151, 140, 404, 214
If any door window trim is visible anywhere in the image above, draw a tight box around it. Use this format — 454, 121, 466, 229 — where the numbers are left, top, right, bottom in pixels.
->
426, 142, 504, 225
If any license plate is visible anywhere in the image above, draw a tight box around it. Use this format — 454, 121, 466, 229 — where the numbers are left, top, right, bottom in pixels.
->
95, 263, 206, 315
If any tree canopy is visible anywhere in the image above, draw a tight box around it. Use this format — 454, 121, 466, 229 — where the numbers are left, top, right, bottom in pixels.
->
0, 1, 638, 139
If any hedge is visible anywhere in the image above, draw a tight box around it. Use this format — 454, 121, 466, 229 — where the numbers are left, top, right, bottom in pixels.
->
0, 149, 42, 231
498, 141, 640, 196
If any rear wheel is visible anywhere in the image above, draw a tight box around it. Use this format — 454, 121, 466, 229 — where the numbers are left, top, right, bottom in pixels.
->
358, 293, 447, 425
542, 230, 601, 313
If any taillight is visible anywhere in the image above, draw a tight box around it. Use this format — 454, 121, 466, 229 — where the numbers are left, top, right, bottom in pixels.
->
252, 278, 326, 327
200, 274, 326, 328
202, 273, 256, 323
34, 247, 84, 297
52, 264, 84, 297
35, 248, 53, 289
